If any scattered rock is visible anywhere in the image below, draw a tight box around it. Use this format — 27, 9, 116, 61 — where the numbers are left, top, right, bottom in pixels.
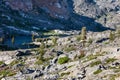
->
21, 68, 34, 74
15, 50, 31, 56
44, 74, 59, 80
5, 59, 15, 65
98, 64, 107, 70
117, 48, 120, 52
31, 70, 43, 78
56, 51, 63, 56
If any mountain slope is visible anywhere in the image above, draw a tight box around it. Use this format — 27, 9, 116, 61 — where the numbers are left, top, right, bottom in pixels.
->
1, 0, 119, 36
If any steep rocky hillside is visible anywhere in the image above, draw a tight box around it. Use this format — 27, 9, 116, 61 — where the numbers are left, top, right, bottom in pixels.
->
6, 0, 70, 19
73, 0, 120, 29
1, 0, 119, 36
0, 0, 120, 80
0, 28, 120, 80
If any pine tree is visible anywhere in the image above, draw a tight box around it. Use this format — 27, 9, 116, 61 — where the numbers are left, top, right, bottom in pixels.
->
81, 27, 87, 41
80, 27, 87, 47
11, 36, 15, 45
0, 37, 4, 44
109, 31, 114, 42
38, 42, 45, 57
32, 34, 35, 42
52, 37, 58, 46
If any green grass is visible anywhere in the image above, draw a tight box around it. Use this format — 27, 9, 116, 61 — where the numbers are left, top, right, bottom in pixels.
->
35, 43, 51, 65
0, 69, 16, 79
85, 54, 97, 61
61, 72, 70, 77
104, 42, 109, 44
58, 57, 69, 64
93, 69, 102, 74
0, 61, 4, 65
114, 69, 120, 73
64, 46, 76, 52
35, 56, 52, 65
43, 30, 60, 36
51, 37, 58, 46
9, 60, 19, 66
35, 38, 43, 42
37, 42, 46, 56
84, 52, 105, 62
90, 60, 102, 67
35, 59, 43, 65
76, 35, 81, 41
26, 77, 32, 80
88, 38, 93, 44
105, 58, 117, 64
68, 65, 74, 68
116, 29, 120, 37
110, 74, 120, 80
78, 53, 85, 59
74, 54, 85, 60
10, 60, 24, 66
109, 31, 115, 42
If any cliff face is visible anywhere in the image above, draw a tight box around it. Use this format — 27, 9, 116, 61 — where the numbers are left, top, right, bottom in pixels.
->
73, 0, 120, 28
5, 0, 120, 18
5, 0, 70, 19
5, 0, 33, 11
73, 0, 120, 18
0, 0, 120, 36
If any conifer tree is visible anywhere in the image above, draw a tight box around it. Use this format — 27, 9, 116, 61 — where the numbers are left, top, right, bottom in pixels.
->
81, 27, 87, 41
109, 31, 114, 42
80, 27, 87, 47
11, 36, 15, 45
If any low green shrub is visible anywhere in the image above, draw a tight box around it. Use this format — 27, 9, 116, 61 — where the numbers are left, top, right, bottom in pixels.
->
105, 58, 117, 64
0, 61, 4, 65
58, 57, 69, 64
52, 37, 58, 46
90, 60, 102, 67
0, 70, 16, 78
93, 69, 102, 74
61, 72, 70, 77
35, 59, 43, 65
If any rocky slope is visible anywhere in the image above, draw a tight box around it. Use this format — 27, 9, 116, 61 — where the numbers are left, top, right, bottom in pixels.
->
0, 0, 120, 80
0, 29, 120, 80
6, 0, 70, 19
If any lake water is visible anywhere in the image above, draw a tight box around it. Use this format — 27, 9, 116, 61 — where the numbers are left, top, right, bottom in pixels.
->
4, 36, 36, 49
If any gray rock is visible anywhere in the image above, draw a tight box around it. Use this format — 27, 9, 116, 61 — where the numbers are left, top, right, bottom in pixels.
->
44, 74, 59, 80
5, 59, 15, 65
31, 70, 43, 79
117, 48, 120, 52
56, 51, 63, 56
21, 68, 34, 74
112, 62, 120, 67
15, 50, 31, 57
50, 57, 58, 65
73, 0, 120, 18
14, 71, 25, 79
12, 64, 23, 70
98, 64, 107, 70
15, 51, 25, 56
77, 73, 86, 80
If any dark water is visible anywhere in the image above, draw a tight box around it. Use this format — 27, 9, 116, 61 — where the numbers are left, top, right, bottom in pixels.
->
4, 36, 37, 49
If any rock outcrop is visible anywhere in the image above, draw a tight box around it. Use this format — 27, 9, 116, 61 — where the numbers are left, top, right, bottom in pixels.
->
73, 0, 120, 18
2, 0, 119, 30
6, 0, 70, 19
